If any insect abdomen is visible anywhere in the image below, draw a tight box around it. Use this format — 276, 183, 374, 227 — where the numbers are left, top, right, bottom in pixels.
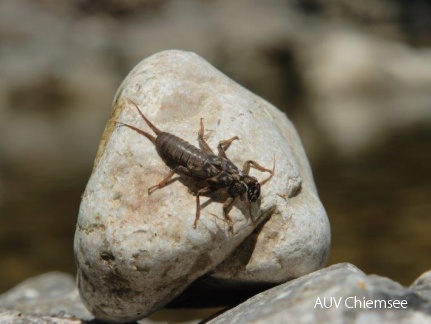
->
155, 132, 209, 170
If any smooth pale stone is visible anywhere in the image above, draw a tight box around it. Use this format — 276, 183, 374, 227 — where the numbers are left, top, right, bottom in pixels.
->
0, 272, 92, 321
74, 50, 330, 322
208, 263, 431, 324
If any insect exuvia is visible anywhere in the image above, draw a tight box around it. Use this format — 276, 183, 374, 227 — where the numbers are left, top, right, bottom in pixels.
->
117, 100, 274, 233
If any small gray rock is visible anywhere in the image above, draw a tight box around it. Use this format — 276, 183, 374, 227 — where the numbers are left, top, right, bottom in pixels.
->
74, 50, 330, 322
0, 310, 81, 324
0, 272, 92, 322
411, 270, 431, 303
208, 263, 431, 324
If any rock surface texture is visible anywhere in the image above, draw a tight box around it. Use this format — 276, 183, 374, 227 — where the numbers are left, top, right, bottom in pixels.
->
73, 50, 330, 322
208, 263, 431, 324
0, 272, 92, 322
2, 265, 431, 323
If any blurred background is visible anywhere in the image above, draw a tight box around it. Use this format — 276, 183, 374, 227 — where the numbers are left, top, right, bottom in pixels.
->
1, 0, 431, 308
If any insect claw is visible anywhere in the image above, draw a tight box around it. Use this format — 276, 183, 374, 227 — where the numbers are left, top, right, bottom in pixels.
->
148, 186, 158, 195
276, 193, 288, 201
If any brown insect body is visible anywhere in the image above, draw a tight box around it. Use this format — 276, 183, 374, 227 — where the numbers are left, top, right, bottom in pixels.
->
117, 100, 274, 233
156, 132, 233, 179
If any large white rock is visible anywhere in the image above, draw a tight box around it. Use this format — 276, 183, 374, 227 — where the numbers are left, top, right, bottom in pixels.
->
74, 50, 330, 322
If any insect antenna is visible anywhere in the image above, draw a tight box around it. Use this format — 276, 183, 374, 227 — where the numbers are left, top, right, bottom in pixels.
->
128, 99, 162, 135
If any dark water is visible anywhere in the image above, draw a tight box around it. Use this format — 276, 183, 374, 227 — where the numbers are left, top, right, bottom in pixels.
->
317, 125, 431, 285
0, 176, 82, 292
0, 126, 430, 293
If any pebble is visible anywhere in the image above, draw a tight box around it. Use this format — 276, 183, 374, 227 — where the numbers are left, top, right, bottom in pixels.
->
73, 50, 330, 322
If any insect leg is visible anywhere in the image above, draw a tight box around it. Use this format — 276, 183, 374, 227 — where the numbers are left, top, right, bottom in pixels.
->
147, 166, 192, 194
243, 158, 275, 185
194, 186, 218, 229
217, 136, 239, 159
198, 118, 215, 155
148, 169, 177, 194
222, 197, 236, 234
